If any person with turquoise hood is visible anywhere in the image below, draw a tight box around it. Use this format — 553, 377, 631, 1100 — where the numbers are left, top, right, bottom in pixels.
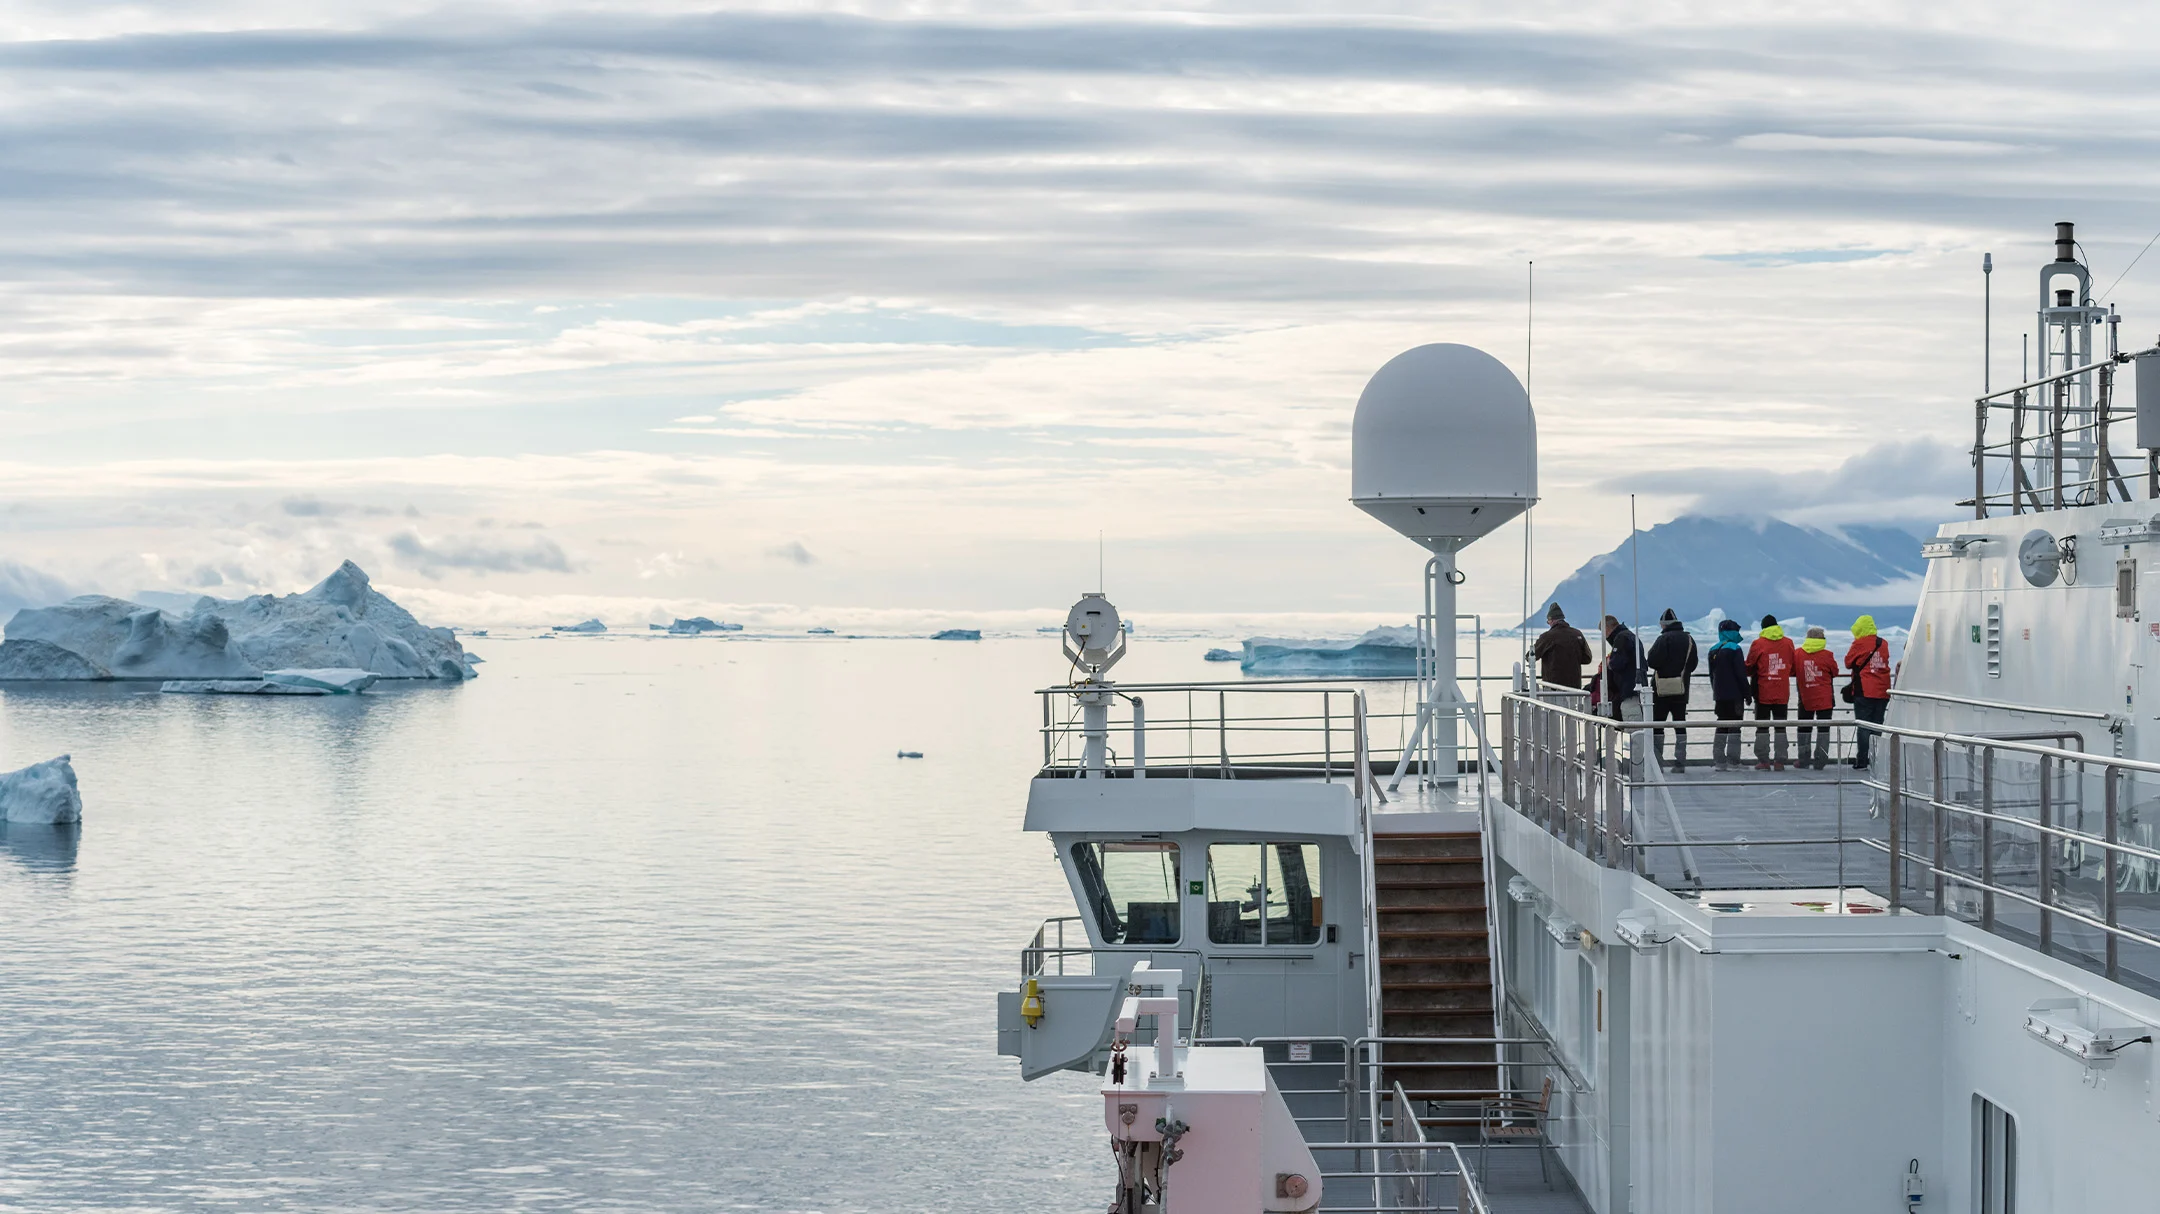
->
1705, 619, 1750, 771
1845, 614, 1895, 770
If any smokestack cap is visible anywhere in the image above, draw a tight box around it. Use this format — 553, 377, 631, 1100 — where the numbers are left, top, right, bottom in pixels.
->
2056, 221, 2077, 263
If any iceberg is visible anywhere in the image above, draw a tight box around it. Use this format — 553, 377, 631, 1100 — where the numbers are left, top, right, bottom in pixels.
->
0, 638, 112, 680
0, 755, 81, 824
931, 628, 982, 641
4, 596, 257, 680
1202, 648, 1239, 662
808, 627, 836, 635
209, 563, 472, 679
0, 561, 473, 682
554, 618, 606, 633
664, 617, 737, 635
264, 668, 379, 693
1241, 626, 1419, 677
161, 679, 329, 696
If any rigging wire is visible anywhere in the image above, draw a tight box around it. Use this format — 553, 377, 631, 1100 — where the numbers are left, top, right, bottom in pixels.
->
2100, 227, 2160, 302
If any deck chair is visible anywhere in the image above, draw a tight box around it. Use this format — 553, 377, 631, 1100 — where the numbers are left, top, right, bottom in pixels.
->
1478, 1075, 1555, 1187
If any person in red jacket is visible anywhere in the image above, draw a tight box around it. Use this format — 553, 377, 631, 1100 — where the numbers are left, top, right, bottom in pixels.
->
1746, 613, 1797, 770
1794, 626, 1840, 769
1845, 614, 1895, 770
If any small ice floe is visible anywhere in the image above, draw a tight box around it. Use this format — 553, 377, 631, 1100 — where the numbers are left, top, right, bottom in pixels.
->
1202, 648, 1238, 662
931, 629, 982, 641
264, 668, 379, 693
897, 750, 924, 759
0, 755, 81, 824
162, 680, 329, 696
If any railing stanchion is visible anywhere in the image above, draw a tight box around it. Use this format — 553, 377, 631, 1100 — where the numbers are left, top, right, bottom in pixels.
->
1324, 696, 1333, 783
2106, 766, 2121, 981
1944, 738, 1961, 907
1218, 691, 1229, 778
1982, 748, 1997, 932
1887, 733, 1903, 910
2039, 753, 2054, 953
1131, 697, 1146, 779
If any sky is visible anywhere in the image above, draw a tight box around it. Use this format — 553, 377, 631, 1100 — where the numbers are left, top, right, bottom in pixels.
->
5, 2, 2160, 630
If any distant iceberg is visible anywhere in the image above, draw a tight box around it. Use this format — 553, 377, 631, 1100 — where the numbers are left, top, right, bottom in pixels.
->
1202, 648, 1239, 662
0, 756, 80, 824
1241, 626, 1418, 677
663, 617, 741, 635
932, 628, 982, 641
0, 562, 472, 682
808, 627, 836, 635
554, 618, 606, 634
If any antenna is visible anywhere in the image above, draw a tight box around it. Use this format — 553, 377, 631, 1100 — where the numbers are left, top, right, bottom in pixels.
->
1983, 252, 1993, 395
1526, 260, 1535, 398
1630, 493, 1640, 630
1097, 531, 1103, 594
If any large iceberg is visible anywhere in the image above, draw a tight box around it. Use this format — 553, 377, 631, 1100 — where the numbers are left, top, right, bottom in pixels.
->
1241, 626, 1419, 677
0, 755, 81, 824
554, 618, 606, 633
0, 562, 472, 682
3, 596, 256, 680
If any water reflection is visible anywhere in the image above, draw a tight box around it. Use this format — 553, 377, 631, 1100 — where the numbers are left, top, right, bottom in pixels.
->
0, 821, 79, 875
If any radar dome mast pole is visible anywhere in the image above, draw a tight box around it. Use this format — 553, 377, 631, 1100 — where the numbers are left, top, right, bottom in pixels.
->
1063, 593, 1127, 778
1350, 344, 1539, 794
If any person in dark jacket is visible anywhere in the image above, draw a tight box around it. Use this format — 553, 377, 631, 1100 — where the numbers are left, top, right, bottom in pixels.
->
1601, 615, 1643, 722
1705, 619, 1750, 770
1645, 607, 1699, 772
1532, 603, 1594, 691
1845, 614, 1895, 769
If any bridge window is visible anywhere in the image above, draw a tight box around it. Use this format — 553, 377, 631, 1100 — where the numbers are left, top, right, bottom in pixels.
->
1206, 842, 1323, 946
1072, 842, 1181, 944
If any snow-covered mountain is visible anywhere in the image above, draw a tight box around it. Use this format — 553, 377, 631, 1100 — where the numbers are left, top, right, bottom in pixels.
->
1530, 515, 1925, 631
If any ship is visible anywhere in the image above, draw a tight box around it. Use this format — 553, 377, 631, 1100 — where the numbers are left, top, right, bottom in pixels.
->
994, 223, 2160, 1213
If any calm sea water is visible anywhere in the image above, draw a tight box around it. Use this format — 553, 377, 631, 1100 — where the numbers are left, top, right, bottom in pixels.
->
0, 636, 1275, 1213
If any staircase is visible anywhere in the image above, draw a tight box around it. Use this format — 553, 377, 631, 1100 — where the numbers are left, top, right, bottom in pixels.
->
1373, 831, 1499, 1102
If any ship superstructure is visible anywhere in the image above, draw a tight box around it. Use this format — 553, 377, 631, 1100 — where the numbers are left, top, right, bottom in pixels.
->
997, 224, 2160, 1214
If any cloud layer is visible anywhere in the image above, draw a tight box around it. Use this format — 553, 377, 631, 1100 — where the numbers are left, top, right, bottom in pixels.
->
4, 3, 2159, 622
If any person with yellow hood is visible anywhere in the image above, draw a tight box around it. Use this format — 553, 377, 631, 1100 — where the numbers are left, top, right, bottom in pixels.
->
1845, 615, 1895, 770
1794, 626, 1840, 769
1746, 613, 1797, 770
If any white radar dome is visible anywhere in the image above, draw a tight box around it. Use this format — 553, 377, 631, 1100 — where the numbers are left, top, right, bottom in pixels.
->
1350, 343, 1537, 552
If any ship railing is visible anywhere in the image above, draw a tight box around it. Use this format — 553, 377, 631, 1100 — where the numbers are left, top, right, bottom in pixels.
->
1036, 675, 1519, 791
1298, 1091, 1492, 1214
1966, 342, 2160, 518
1036, 682, 1385, 791
1019, 915, 1090, 977
1497, 691, 2160, 993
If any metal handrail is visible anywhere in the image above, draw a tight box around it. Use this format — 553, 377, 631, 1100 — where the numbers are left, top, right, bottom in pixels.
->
1498, 691, 2160, 987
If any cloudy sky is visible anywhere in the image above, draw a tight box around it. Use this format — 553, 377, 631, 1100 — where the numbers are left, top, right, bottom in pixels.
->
3, 1, 2159, 628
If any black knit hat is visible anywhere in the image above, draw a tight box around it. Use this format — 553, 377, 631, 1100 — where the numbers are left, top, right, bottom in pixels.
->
1719, 619, 1741, 632
1547, 603, 1565, 622
1660, 608, 1679, 624
1760, 614, 1778, 629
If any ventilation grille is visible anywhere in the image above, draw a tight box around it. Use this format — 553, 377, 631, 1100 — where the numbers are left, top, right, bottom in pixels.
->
1985, 602, 2004, 679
